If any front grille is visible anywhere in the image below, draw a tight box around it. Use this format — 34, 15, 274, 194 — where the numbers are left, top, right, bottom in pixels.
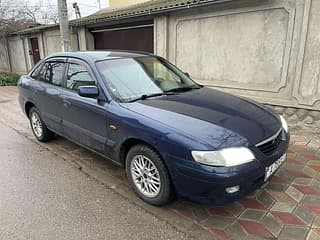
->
256, 129, 283, 155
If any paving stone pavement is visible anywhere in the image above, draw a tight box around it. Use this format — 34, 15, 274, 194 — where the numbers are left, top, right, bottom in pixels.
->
1, 86, 320, 240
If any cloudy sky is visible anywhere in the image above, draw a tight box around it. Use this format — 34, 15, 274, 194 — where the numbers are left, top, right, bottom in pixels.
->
4, 0, 110, 19
42, 0, 110, 18
64, 0, 109, 17
0, 0, 110, 23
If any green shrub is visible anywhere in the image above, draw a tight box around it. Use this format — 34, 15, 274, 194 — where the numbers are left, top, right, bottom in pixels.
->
0, 72, 20, 86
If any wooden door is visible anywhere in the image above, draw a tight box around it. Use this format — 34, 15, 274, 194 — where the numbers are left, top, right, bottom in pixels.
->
30, 38, 41, 64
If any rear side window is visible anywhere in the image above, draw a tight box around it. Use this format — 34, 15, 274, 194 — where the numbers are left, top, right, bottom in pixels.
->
30, 63, 44, 80
66, 63, 95, 91
40, 61, 66, 86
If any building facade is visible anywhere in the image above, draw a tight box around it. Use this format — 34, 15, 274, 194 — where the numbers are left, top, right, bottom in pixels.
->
0, 0, 319, 136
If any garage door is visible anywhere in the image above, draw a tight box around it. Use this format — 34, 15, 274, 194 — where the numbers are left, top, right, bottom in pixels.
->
93, 24, 154, 53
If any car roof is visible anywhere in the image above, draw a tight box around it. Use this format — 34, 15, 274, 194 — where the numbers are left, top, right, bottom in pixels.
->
47, 50, 154, 62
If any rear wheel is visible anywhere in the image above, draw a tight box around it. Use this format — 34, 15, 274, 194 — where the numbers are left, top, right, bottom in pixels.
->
126, 144, 173, 206
29, 107, 55, 142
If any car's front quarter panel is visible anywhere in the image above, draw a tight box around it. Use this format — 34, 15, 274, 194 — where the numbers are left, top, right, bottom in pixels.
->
106, 102, 208, 165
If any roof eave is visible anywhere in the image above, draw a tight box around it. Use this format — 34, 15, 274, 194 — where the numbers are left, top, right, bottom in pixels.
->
72, 0, 232, 27
11, 24, 59, 36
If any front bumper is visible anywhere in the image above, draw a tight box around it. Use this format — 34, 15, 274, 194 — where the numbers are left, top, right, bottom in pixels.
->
166, 131, 290, 205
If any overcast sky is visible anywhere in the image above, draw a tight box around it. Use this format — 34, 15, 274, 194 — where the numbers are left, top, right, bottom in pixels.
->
19, 0, 110, 19
66, 0, 109, 17
56, 0, 110, 18
0, 0, 110, 22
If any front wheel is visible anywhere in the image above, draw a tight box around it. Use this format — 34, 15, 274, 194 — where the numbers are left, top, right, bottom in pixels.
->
29, 107, 55, 142
126, 144, 173, 206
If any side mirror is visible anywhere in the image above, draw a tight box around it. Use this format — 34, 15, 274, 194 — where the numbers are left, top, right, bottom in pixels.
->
78, 86, 99, 98
184, 72, 190, 78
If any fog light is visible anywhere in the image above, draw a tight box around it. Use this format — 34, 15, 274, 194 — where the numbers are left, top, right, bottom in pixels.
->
226, 186, 240, 194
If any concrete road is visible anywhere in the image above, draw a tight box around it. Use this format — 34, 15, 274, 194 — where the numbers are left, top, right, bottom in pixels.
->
0, 124, 188, 240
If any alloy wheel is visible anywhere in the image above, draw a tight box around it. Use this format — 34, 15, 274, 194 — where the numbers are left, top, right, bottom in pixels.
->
30, 112, 43, 138
130, 155, 161, 198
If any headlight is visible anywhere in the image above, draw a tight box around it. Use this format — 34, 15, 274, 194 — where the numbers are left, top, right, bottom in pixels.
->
279, 115, 288, 133
191, 147, 255, 167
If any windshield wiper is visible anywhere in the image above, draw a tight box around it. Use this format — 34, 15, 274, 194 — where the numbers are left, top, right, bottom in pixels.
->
127, 92, 178, 103
127, 93, 165, 103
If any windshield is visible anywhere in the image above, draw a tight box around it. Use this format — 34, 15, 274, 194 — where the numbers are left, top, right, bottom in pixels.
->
96, 56, 198, 102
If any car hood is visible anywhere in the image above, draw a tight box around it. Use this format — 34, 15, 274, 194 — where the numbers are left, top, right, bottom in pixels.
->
121, 87, 281, 148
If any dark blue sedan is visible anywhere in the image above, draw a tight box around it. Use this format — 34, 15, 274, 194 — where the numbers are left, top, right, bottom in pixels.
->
18, 51, 290, 205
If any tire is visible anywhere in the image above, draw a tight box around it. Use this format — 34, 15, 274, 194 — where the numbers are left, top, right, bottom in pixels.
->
126, 144, 173, 206
29, 107, 55, 142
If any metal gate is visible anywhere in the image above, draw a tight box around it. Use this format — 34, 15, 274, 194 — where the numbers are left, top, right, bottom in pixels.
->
92, 23, 154, 53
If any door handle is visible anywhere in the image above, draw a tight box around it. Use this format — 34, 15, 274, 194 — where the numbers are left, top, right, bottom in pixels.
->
63, 99, 71, 106
32, 89, 40, 95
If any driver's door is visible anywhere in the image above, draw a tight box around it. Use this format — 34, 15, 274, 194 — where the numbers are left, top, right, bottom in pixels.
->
60, 58, 109, 154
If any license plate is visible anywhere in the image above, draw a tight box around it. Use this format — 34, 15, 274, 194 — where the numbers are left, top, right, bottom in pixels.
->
264, 153, 286, 182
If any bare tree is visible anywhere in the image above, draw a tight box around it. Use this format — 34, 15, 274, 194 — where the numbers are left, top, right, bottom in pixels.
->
34, 0, 74, 24
0, 0, 38, 36
40, 1, 60, 24
0, 18, 36, 37
0, 0, 74, 36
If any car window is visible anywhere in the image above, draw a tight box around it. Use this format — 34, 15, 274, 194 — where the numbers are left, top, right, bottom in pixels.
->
97, 58, 161, 100
66, 63, 96, 91
39, 61, 65, 86
96, 56, 197, 101
30, 62, 44, 80
143, 57, 181, 84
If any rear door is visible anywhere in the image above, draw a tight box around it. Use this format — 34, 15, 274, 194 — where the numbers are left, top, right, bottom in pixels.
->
60, 58, 109, 154
35, 58, 66, 134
